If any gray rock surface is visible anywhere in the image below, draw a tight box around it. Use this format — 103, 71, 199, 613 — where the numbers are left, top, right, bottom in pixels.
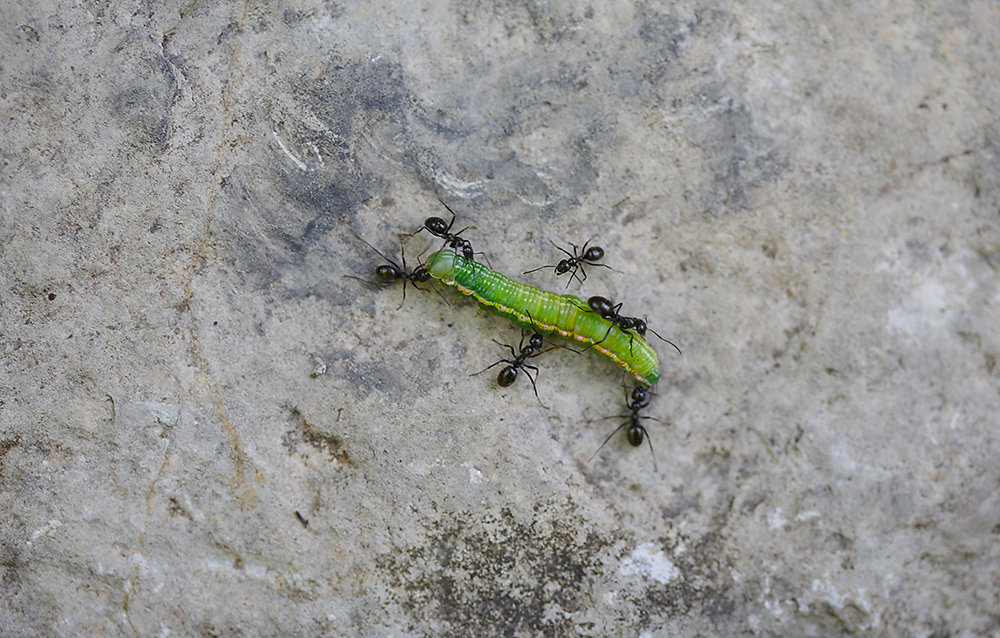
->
2, 1, 998, 636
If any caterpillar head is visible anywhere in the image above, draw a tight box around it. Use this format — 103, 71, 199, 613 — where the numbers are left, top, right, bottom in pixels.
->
425, 249, 461, 279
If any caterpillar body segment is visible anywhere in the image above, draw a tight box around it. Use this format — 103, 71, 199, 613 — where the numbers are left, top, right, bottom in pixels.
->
425, 249, 660, 385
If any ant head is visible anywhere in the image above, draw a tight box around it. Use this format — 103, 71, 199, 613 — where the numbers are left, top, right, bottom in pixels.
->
587, 296, 613, 315
626, 422, 647, 447
527, 333, 543, 350
583, 246, 604, 261
375, 264, 400, 283
425, 217, 449, 234
554, 260, 571, 274
631, 385, 650, 403
632, 318, 648, 335
497, 366, 518, 387
411, 266, 432, 283
461, 244, 475, 261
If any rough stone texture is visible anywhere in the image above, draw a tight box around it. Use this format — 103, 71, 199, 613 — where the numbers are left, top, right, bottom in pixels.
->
2, 1, 998, 636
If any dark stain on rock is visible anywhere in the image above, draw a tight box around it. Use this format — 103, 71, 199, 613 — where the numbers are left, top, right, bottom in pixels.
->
626, 10, 788, 216
0, 436, 20, 470
966, 128, 1000, 221
637, 529, 734, 628
320, 342, 442, 399
635, 8, 703, 86
694, 97, 787, 214
18, 24, 40, 43
213, 170, 365, 296
661, 491, 700, 519
0, 526, 24, 598
167, 496, 194, 521
282, 404, 351, 466
296, 58, 406, 136
109, 33, 179, 153
372, 503, 739, 634
275, 167, 359, 240
638, 9, 699, 61
215, 56, 410, 293
374, 506, 609, 636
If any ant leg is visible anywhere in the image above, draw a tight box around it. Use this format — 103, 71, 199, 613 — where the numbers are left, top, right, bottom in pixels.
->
343, 274, 382, 286
394, 244, 412, 310
563, 273, 576, 290
562, 264, 584, 289
523, 263, 557, 275
546, 341, 582, 355
398, 241, 410, 271
351, 233, 403, 270
434, 194, 458, 231
582, 322, 615, 353
580, 325, 614, 354
395, 231, 430, 258
485, 338, 517, 359
470, 359, 512, 377
396, 282, 408, 311
640, 425, 659, 472
590, 263, 617, 273
550, 240, 575, 260
475, 250, 493, 269
426, 280, 452, 307
523, 309, 546, 342
588, 421, 630, 463
521, 365, 549, 410
587, 261, 621, 273
500, 341, 518, 359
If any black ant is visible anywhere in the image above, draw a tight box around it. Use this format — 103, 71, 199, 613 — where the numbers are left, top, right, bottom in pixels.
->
471, 330, 550, 409
523, 238, 614, 287
590, 384, 661, 470
344, 234, 438, 310
413, 198, 477, 262
586, 296, 682, 356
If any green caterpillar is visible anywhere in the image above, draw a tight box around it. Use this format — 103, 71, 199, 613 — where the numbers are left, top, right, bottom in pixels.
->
425, 249, 660, 386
